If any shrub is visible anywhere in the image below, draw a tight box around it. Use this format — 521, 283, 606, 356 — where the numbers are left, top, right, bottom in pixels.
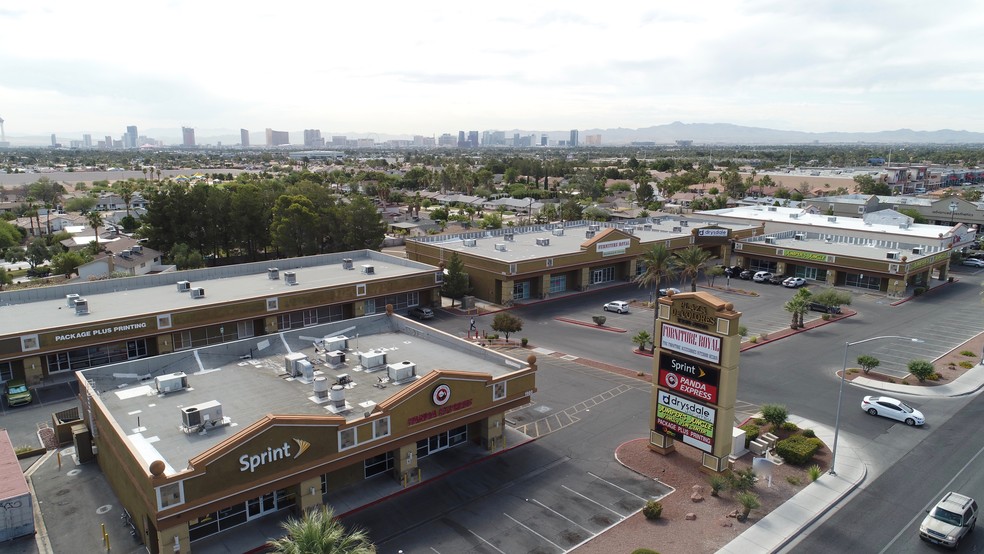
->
801, 428, 816, 438
857, 354, 880, 374
821, 314, 830, 321
709, 475, 727, 497
786, 475, 802, 486
631, 550, 660, 554
521, 337, 529, 347
740, 423, 760, 447
753, 418, 766, 426
592, 315, 607, 326
738, 325, 748, 337
959, 361, 974, 369
737, 492, 760, 522
808, 464, 822, 482
908, 359, 935, 382
781, 421, 799, 432
726, 467, 757, 493
642, 500, 663, 520
914, 287, 926, 296
776, 435, 823, 465
961, 350, 977, 357
761, 404, 789, 428
749, 336, 758, 344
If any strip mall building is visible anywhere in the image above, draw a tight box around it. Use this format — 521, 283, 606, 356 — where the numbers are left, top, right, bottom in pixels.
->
405, 218, 763, 305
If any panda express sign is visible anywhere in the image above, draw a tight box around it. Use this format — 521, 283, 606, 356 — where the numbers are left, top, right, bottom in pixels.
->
657, 352, 720, 404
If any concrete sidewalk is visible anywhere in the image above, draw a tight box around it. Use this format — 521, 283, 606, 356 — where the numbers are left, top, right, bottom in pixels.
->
853, 363, 984, 397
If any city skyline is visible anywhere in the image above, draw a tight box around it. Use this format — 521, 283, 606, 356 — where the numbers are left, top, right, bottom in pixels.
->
2, 2, 984, 138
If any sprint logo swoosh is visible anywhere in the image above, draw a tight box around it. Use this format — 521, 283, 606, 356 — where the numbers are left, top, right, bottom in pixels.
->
293, 438, 311, 459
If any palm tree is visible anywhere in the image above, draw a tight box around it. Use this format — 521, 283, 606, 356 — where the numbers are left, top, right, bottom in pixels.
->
267, 506, 376, 554
783, 288, 812, 329
633, 244, 678, 344
86, 211, 104, 250
673, 245, 713, 292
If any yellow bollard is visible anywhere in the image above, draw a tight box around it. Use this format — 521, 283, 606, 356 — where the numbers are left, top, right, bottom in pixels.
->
57, 451, 61, 470
106, 532, 110, 552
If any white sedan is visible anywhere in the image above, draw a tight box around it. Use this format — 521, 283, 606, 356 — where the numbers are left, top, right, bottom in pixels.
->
783, 277, 806, 288
861, 396, 925, 426
962, 258, 984, 268
603, 301, 630, 314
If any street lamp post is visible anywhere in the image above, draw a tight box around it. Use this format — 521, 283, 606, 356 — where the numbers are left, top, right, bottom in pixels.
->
949, 200, 959, 225
830, 335, 923, 475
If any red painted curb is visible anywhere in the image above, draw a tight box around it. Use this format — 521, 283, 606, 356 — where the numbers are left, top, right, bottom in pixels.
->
739, 309, 857, 352
890, 278, 958, 306
554, 317, 627, 332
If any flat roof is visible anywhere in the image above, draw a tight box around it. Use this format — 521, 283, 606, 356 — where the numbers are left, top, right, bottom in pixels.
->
747, 231, 945, 261
81, 314, 526, 476
408, 218, 759, 263
0, 251, 439, 337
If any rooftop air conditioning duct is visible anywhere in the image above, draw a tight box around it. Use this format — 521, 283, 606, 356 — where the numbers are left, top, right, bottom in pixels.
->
267, 268, 280, 280
536, 238, 550, 246
361, 264, 375, 275
297, 359, 314, 381
66, 293, 80, 307
552, 228, 564, 236
284, 271, 297, 285
341, 258, 354, 270
463, 238, 477, 247
330, 385, 346, 409
176, 280, 191, 292
75, 298, 89, 315
313, 376, 330, 399
190, 287, 206, 299
387, 360, 417, 383
155, 372, 188, 394
285, 352, 308, 377
494, 243, 507, 252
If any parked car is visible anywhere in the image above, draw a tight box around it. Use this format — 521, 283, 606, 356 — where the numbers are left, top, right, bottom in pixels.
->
725, 265, 744, 278
408, 306, 434, 320
861, 395, 925, 426
603, 301, 630, 314
920, 492, 978, 548
4, 379, 32, 407
658, 287, 681, 297
962, 258, 984, 267
807, 302, 841, 314
783, 277, 807, 288
752, 271, 774, 282
767, 275, 786, 285
738, 269, 753, 280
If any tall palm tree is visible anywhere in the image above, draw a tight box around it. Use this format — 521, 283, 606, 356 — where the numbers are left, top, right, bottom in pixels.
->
633, 244, 678, 343
267, 506, 375, 554
86, 211, 104, 250
673, 245, 713, 292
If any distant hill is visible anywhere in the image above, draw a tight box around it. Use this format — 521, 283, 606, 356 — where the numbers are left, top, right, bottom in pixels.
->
7, 122, 984, 147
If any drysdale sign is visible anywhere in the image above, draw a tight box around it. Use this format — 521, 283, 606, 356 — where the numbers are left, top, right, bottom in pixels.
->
655, 390, 716, 453
658, 352, 720, 404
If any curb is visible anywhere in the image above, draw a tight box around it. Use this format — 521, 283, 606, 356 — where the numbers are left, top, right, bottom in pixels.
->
553, 317, 627, 332
739, 309, 857, 352
889, 278, 957, 306
771, 463, 868, 552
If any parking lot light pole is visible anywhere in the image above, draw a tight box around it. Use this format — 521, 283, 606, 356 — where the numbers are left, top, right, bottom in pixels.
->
830, 335, 923, 476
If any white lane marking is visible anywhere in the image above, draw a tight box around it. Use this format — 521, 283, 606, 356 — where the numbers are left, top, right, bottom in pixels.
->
468, 529, 506, 554
561, 485, 625, 517
586, 472, 649, 501
529, 498, 592, 534
430, 548, 441, 554
503, 512, 564, 552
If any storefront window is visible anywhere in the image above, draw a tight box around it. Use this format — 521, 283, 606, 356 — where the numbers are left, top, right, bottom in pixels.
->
549, 276, 567, 293
1, 361, 14, 383
513, 281, 530, 300
364, 452, 394, 478
46, 339, 148, 373
592, 267, 615, 284
416, 425, 469, 459
844, 273, 881, 290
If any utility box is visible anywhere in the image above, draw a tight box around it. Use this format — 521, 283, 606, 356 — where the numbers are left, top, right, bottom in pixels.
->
0, 430, 34, 541
72, 423, 95, 463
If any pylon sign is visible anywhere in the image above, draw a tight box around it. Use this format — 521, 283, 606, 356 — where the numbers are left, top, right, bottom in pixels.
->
650, 292, 741, 472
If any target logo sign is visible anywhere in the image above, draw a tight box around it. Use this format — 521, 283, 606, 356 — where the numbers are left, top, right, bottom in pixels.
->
432, 384, 451, 406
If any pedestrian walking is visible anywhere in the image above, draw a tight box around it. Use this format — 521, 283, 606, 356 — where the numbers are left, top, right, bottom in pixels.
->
469, 317, 476, 331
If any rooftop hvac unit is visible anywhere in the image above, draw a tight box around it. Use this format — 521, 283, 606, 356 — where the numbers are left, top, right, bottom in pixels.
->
552, 228, 565, 236
765, 237, 777, 245
324, 335, 348, 351
284, 271, 297, 285
828, 216, 837, 222
672, 226, 682, 233
624, 226, 635, 235
887, 252, 900, 260
463, 238, 477, 247
336, 374, 351, 386
131, 245, 143, 254
267, 268, 280, 280
155, 372, 188, 394
588, 224, 600, 231
313, 376, 330, 399
494, 243, 507, 252
119, 249, 131, 258
297, 359, 314, 381
794, 233, 805, 240
341, 258, 354, 270
75, 298, 89, 315
680, 220, 688, 227
329, 385, 347, 410
912, 247, 924, 254
66, 293, 80, 307
585, 230, 595, 239
789, 213, 800, 219
360, 350, 386, 370
323, 350, 346, 367
643, 224, 653, 230
361, 264, 375, 275
535, 238, 550, 246
180, 400, 223, 430
176, 280, 191, 292
387, 360, 417, 383
285, 352, 309, 377
190, 287, 206, 299
768, 206, 778, 212
503, 234, 514, 241
899, 223, 910, 229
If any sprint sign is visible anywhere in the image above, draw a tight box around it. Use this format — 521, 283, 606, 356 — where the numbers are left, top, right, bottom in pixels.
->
658, 352, 720, 404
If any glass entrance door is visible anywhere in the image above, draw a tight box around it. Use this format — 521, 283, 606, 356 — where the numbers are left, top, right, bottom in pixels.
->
247, 492, 276, 520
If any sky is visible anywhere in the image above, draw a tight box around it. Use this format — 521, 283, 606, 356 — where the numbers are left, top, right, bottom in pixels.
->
2, 0, 984, 141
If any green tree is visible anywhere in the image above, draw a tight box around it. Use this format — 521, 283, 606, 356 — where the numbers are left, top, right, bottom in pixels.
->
478, 212, 503, 229
783, 288, 812, 328
632, 330, 652, 352
809, 288, 852, 309
636, 182, 654, 204
633, 244, 678, 342
491, 312, 523, 340
25, 237, 49, 268
857, 354, 880, 374
86, 211, 104, 250
0, 219, 21, 250
271, 195, 319, 257
0, 267, 11, 290
854, 174, 892, 195
50, 250, 90, 277
908, 359, 935, 382
440, 252, 471, 307
673, 245, 713, 292
761, 404, 788, 428
65, 196, 97, 213
170, 243, 205, 270
341, 196, 387, 251
266, 506, 375, 554
897, 208, 927, 224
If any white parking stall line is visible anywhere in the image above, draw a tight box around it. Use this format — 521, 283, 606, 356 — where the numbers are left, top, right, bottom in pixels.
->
529, 499, 593, 535
468, 528, 506, 554
430, 547, 441, 554
586, 472, 650, 502
561, 484, 625, 517
503, 512, 564, 552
